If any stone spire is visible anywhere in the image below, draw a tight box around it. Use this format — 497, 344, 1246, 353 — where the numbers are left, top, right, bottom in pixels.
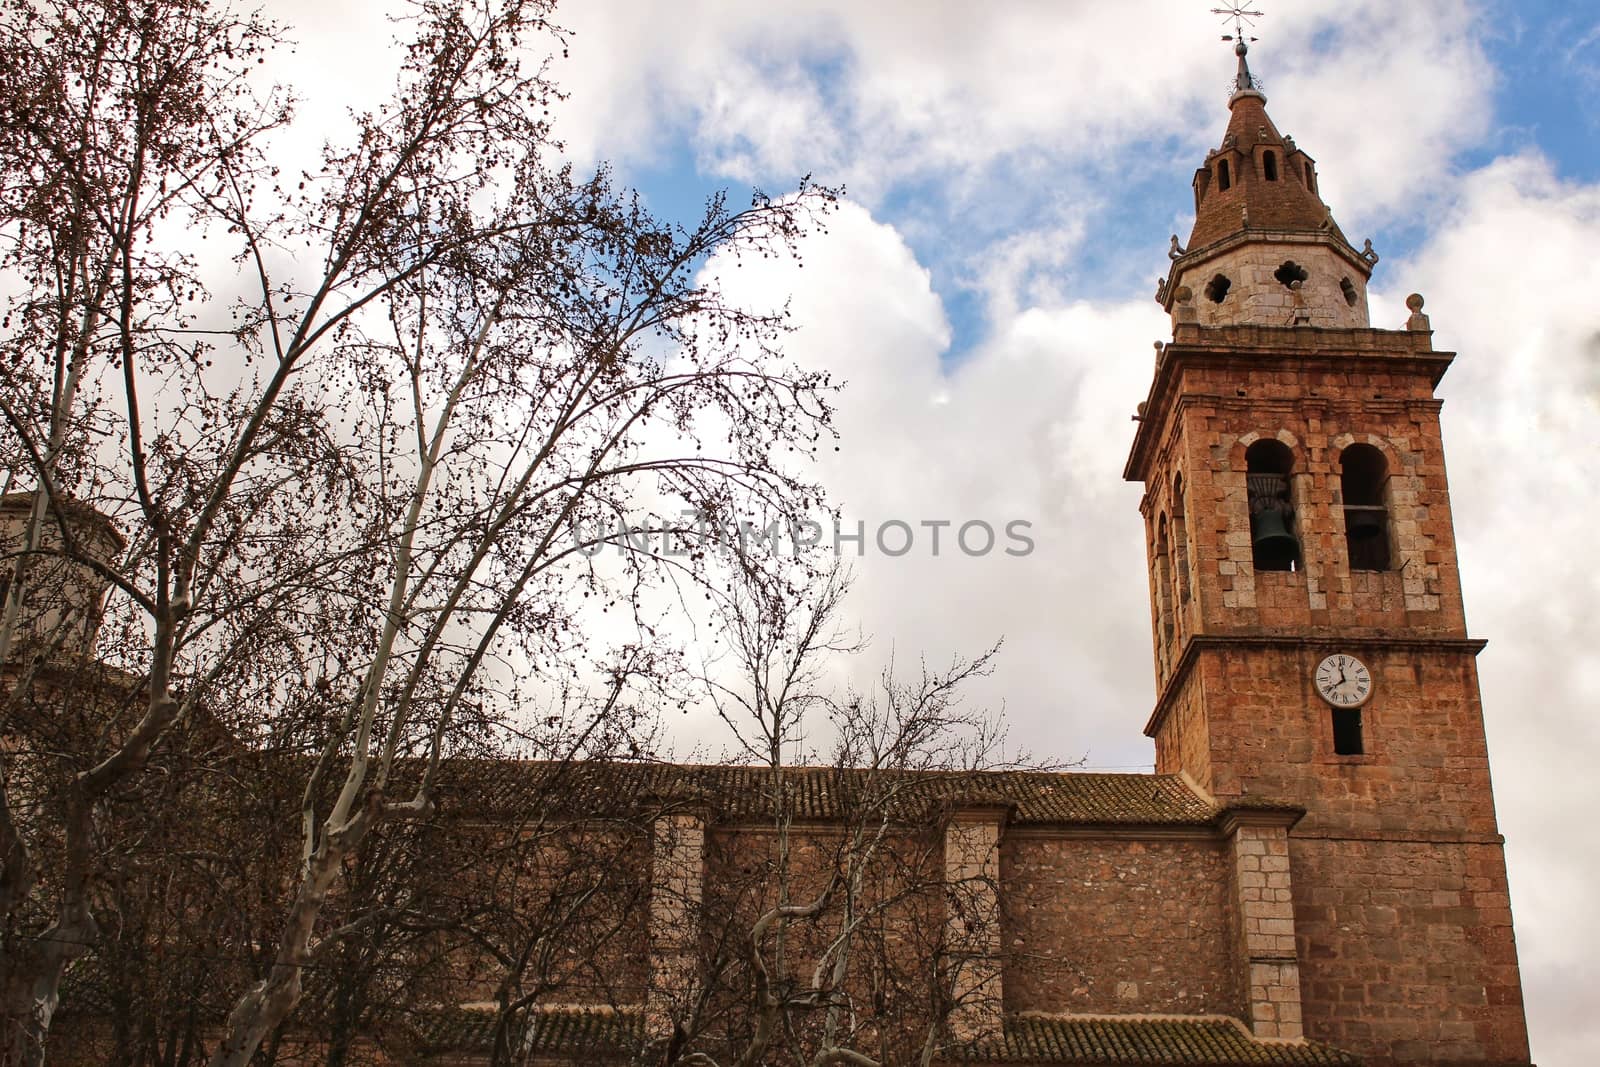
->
1157, 39, 1379, 330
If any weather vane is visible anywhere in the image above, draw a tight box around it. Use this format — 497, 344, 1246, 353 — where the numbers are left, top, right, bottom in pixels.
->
1211, 4, 1263, 44
1211, 4, 1264, 96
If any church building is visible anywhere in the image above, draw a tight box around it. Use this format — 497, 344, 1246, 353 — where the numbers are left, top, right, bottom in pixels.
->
30, 34, 1534, 1067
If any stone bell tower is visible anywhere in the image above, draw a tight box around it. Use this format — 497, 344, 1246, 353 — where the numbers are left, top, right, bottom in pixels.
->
1124, 39, 1532, 1067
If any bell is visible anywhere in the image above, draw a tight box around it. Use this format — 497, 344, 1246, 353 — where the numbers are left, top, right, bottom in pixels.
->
1250, 507, 1299, 569
1345, 506, 1385, 540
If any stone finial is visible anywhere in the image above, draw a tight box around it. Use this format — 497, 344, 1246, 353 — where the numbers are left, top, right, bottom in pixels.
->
1153, 341, 1166, 368
1155, 277, 1169, 304
1168, 235, 1187, 261
1172, 285, 1198, 325
1361, 238, 1380, 266
1405, 292, 1430, 332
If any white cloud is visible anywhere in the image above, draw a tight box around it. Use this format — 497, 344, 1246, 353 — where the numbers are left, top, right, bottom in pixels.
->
548, 0, 1492, 220
704, 200, 1167, 770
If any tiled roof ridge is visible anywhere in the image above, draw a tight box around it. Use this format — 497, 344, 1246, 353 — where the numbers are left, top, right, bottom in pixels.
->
408, 1004, 1364, 1064
964, 1012, 1364, 1065
429, 760, 1228, 826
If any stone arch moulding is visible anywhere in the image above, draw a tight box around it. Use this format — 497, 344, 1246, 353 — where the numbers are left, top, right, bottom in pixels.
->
1169, 469, 1187, 518
1226, 429, 1302, 472
1329, 432, 1403, 470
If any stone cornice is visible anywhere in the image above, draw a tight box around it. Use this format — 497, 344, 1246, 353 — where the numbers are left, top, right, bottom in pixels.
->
1124, 328, 1454, 482
1160, 227, 1373, 314
1143, 633, 1489, 739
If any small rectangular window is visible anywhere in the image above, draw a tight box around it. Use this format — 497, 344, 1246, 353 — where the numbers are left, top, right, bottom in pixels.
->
1332, 708, 1364, 755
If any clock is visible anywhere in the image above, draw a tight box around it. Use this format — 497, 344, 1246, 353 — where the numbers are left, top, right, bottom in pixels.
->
1314, 653, 1372, 707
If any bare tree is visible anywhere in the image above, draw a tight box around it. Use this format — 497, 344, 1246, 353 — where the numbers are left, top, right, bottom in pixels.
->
0, 0, 836, 1061
657, 565, 1013, 1067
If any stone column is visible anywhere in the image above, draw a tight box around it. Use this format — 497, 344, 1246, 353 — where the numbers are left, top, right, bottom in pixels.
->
943, 804, 1008, 1043
646, 809, 705, 1035
1222, 809, 1305, 1040
0, 492, 123, 662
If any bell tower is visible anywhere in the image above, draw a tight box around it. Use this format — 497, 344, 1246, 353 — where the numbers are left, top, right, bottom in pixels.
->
1125, 37, 1532, 1067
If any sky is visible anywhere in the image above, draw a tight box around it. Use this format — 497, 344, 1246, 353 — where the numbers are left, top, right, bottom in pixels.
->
269, 1, 1599, 1061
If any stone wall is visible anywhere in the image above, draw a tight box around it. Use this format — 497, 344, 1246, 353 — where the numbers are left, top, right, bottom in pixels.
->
1175, 238, 1371, 330
1293, 836, 1529, 1065
1001, 832, 1242, 1018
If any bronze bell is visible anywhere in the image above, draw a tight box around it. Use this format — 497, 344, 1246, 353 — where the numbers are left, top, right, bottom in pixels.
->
1344, 505, 1386, 540
1250, 507, 1299, 570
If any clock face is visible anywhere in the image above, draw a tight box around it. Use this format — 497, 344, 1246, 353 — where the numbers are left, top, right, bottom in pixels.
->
1315, 653, 1372, 707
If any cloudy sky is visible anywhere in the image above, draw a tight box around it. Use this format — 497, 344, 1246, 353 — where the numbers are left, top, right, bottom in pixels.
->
271, 0, 1597, 1061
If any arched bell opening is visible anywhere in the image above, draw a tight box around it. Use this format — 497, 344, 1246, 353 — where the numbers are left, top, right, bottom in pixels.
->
1171, 474, 1192, 612
1340, 443, 1391, 571
1154, 513, 1175, 676
1245, 440, 1299, 572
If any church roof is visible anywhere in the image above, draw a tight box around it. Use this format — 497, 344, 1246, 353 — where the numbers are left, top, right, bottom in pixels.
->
408, 1008, 1362, 1065
430, 760, 1274, 828
965, 1015, 1362, 1065
1187, 98, 1342, 250
410, 1006, 640, 1058
1184, 45, 1351, 253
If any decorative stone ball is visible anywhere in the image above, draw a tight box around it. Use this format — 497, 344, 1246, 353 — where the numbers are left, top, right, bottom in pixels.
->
1174, 285, 1193, 304
1406, 293, 1425, 312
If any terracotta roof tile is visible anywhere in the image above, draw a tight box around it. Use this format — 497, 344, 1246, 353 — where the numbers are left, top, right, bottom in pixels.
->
406, 1009, 1360, 1065
409, 1007, 641, 1056
428, 761, 1226, 827
961, 1015, 1362, 1065
1187, 95, 1348, 251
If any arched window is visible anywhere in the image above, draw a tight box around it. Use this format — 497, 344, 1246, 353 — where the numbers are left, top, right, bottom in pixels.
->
1263, 150, 1278, 181
1171, 474, 1192, 612
1245, 439, 1298, 572
1155, 515, 1175, 674
1341, 444, 1391, 571
1217, 158, 1232, 192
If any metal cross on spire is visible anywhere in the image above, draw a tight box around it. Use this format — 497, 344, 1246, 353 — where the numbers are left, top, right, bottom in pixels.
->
1211, 4, 1265, 97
